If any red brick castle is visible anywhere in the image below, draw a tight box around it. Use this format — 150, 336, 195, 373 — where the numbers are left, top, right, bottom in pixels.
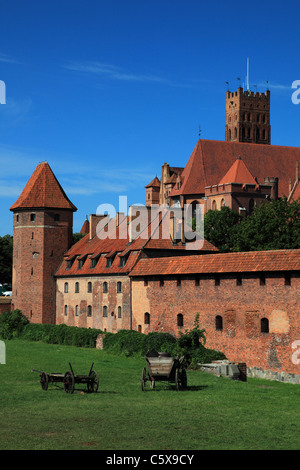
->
10, 86, 300, 382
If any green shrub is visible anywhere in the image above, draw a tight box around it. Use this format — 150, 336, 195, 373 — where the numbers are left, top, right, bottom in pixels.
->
22, 323, 103, 348
0, 309, 29, 340
103, 329, 146, 357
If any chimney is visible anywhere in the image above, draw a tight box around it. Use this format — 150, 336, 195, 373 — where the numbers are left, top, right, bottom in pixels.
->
89, 214, 107, 240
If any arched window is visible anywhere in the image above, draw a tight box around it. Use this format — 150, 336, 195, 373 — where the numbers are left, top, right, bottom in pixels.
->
215, 315, 223, 331
103, 306, 108, 317
261, 318, 269, 333
64, 282, 68, 293
87, 281, 92, 293
118, 306, 122, 318
177, 314, 184, 327
64, 305, 68, 316
75, 282, 79, 293
221, 198, 225, 207
117, 281, 122, 293
212, 200, 217, 210
87, 305, 92, 317
75, 305, 79, 317
103, 282, 108, 293
144, 312, 150, 324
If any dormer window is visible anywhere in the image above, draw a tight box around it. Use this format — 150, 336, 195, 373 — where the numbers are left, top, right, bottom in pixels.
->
77, 255, 87, 270
66, 257, 76, 270
106, 253, 116, 268
90, 254, 100, 268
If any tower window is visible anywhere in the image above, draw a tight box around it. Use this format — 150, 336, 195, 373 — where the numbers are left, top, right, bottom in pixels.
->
87, 281, 92, 293
103, 282, 108, 293
30, 213, 36, 222
144, 312, 150, 324
54, 214, 60, 221
117, 281, 122, 293
103, 306, 108, 317
64, 305, 68, 316
64, 282, 68, 293
87, 305, 92, 317
75, 305, 79, 316
75, 282, 80, 293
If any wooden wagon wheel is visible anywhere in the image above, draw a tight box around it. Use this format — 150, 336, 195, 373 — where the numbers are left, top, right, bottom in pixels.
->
87, 370, 99, 393
141, 367, 147, 391
181, 369, 187, 389
40, 372, 48, 391
175, 368, 180, 391
64, 370, 75, 394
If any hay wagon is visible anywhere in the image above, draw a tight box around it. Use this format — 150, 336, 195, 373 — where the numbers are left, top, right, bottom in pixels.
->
32, 362, 99, 394
141, 350, 187, 391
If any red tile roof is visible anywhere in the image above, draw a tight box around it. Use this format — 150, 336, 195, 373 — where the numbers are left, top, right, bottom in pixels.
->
129, 249, 300, 277
10, 162, 77, 211
218, 156, 257, 185
145, 176, 160, 188
80, 219, 90, 234
55, 211, 217, 277
169, 139, 300, 198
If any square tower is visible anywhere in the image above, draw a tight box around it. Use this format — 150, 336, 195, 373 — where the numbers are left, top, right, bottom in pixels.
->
225, 87, 271, 144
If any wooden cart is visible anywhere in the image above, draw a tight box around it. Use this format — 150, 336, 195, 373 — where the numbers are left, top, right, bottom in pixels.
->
32, 362, 99, 394
141, 351, 187, 391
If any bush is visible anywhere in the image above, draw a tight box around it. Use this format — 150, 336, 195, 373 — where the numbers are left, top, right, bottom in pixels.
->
0, 309, 29, 340
22, 322, 103, 348
103, 330, 146, 357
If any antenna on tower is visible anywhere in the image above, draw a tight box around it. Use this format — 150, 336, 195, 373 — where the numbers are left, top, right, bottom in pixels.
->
246, 57, 250, 91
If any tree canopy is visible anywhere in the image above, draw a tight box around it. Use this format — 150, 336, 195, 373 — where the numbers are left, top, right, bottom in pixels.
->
204, 198, 300, 252
0, 235, 13, 284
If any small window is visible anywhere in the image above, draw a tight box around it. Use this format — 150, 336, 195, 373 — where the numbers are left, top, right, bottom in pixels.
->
64, 305, 68, 316
215, 277, 220, 286
75, 305, 79, 316
260, 275, 266, 286
87, 282, 92, 293
144, 277, 148, 287
195, 278, 200, 287
87, 305, 92, 317
64, 282, 68, 293
138, 325, 142, 333
30, 213, 36, 222
117, 281, 122, 293
54, 214, 60, 221
215, 315, 223, 331
284, 275, 291, 286
75, 282, 80, 293
177, 314, 184, 327
144, 312, 150, 324
16, 214, 19, 222
159, 277, 164, 287
118, 306, 122, 318
236, 277, 242, 286
103, 306, 108, 317
177, 278, 181, 287
103, 282, 108, 293
261, 318, 269, 333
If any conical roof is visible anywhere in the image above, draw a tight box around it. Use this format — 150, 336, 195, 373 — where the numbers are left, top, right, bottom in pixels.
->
219, 155, 257, 185
10, 162, 77, 211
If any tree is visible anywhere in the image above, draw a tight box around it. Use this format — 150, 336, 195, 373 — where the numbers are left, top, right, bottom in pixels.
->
204, 206, 241, 252
232, 197, 300, 252
0, 235, 13, 284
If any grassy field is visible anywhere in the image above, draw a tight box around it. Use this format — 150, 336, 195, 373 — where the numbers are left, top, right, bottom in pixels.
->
0, 339, 299, 450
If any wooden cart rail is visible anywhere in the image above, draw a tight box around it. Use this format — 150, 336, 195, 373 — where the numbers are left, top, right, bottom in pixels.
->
141, 351, 187, 391
32, 362, 99, 394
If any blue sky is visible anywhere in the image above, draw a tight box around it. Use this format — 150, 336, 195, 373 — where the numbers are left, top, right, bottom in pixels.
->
1, 0, 300, 236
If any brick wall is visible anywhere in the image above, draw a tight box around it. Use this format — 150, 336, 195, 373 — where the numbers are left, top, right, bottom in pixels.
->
12, 209, 73, 324
131, 272, 300, 374
56, 274, 131, 332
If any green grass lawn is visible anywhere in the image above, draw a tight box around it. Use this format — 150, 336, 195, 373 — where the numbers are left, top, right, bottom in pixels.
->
0, 339, 299, 450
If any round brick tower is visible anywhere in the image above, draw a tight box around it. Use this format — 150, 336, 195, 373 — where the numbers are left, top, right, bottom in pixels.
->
10, 162, 77, 324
